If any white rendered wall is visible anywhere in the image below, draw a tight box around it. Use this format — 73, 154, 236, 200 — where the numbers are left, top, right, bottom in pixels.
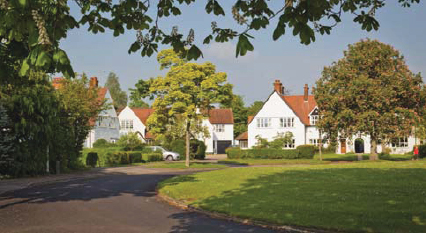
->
248, 92, 306, 148
118, 106, 147, 142
338, 134, 415, 154
200, 119, 234, 153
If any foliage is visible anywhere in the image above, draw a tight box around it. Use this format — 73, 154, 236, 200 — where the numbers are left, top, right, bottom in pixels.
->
106, 151, 162, 165
86, 152, 98, 168
117, 132, 144, 151
190, 139, 206, 160
226, 148, 299, 159
2, 0, 420, 79
221, 95, 248, 138
104, 72, 128, 109
158, 161, 426, 233
296, 145, 315, 159
269, 132, 294, 149
254, 135, 269, 148
418, 144, 426, 159
0, 100, 15, 175
315, 39, 424, 160
93, 139, 112, 148
247, 101, 264, 116
146, 49, 232, 166
128, 152, 142, 163
170, 139, 186, 159
142, 153, 163, 162
129, 78, 152, 108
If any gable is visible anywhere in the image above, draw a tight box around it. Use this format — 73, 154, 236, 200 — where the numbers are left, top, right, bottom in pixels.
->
131, 108, 154, 125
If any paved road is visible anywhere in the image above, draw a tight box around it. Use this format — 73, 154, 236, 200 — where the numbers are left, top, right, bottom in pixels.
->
0, 167, 277, 233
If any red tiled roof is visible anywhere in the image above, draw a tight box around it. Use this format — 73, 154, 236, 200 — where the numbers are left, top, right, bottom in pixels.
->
236, 131, 248, 140
145, 131, 155, 139
208, 109, 234, 124
247, 116, 254, 124
89, 88, 109, 126
131, 108, 155, 125
281, 95, 317, 125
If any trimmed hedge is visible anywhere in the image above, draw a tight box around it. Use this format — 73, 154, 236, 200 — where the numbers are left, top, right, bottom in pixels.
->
142, 153, 163, 162
86, 152, 98, 167
226, 148, 299, 159
296, 145, 315, 159
418, 144, 426, 158
106, 151, 162, 165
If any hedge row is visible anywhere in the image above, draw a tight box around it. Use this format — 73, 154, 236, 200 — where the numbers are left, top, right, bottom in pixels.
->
106, 152, 163, 166
226, 145, 315, 159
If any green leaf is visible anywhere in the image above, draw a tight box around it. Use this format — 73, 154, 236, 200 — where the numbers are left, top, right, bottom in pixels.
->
187, 45, 203, 60
236, 34, 254, 57
18, 0, 27, 7
203, 35, 213, 44
273, 23, 285, 41
36, 51, 52, 67
128, 42, 141, 54
19, 59, 30, 77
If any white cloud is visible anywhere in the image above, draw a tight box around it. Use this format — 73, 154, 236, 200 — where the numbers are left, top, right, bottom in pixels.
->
204, 42, 259, 62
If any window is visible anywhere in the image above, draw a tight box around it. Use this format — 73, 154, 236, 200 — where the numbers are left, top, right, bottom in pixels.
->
240, 141, 248, 149
309, 139, 320, 146
120, 119, 133, 130
257, 118, 271, 128
98, 116, 109, 127
284, 139, 295, 149
391, 138, 408, 148
214, 124, 225, 132
280, 117, 294, 128
310, 115, 319, 125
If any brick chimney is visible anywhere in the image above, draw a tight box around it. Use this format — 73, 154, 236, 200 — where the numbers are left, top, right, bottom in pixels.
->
273, 80, 283, 94
89, 77, 98, 88
304, 84, 309, 101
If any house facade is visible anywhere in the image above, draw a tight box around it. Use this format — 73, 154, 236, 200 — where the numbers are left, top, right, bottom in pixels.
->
238, 80, 416, 154
84, 77, 120, 148
117, 106, 155, 143
200, 109, 234, 154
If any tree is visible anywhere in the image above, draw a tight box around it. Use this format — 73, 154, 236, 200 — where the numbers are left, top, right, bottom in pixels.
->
147, 49, 232, 167
315, 39, 424, 160
221, 94, 248, 138
0, 1, 420, 79
105, 72, 128, 109
270, 132, 294, 149
247, 101, 264, 116
0, 99, 15, 175
117, 132, 143, 151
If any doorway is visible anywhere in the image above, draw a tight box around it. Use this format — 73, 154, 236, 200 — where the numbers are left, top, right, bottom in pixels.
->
355, 138, 364, 153
340, 139, 346, 154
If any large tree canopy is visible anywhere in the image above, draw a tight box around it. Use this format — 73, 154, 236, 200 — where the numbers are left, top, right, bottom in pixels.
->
105, 72, 128, 109
315, 39, 424, 160
147, 49, 232, 166
0, 0, 420, 78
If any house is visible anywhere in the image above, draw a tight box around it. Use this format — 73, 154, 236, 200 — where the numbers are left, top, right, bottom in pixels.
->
242, 80, 416, 154
53, 77, 120, 148
200, 109, 234, 154
117, 106, 155, 143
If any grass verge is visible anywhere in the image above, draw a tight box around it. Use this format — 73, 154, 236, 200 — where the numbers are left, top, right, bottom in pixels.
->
158, 161, 426, 232
218, 159, 330, 166
145, 162, 227, 169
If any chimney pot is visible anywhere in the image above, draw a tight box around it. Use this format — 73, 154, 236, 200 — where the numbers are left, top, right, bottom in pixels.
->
90, 77, 98, 88
304, 84, 309, 101
273, 80, 283, 95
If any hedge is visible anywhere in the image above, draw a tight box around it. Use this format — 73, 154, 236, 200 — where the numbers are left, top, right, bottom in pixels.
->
105, 151, 162, 166
142, 153, 163, 162
86, 152, 98, 167
418, 144, 426, 158
296, 145, 315, 159
226, 148, 299, 159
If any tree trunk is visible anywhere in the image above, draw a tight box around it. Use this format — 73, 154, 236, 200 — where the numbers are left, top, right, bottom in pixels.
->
370, 137, 378, 160
185, 122, 190, 168
318, 130, 323, 161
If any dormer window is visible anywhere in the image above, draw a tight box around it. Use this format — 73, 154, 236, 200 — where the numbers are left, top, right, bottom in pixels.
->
310, 115, 319, 125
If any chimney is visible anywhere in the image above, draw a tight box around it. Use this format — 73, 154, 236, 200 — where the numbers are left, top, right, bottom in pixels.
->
90, 77, 98, 88
273, 80, 283, 94
304, 84, 309, 101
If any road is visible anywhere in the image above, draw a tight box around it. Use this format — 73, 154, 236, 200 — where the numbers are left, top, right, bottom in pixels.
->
0, 166, 277, 233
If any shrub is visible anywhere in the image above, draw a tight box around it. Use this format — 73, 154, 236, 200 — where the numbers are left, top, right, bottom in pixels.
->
418, 144, 426, 158
86, 152, 98, 167
170, 140, 186, 159
93, 139, 111, 148
297, 145, 315, 159
190, 139, 206, 160
129, 152, 142, 163
106, 152, 129, 165
142, 153, 163, 162
117, 132, 145, 151
195, 141, 207, 160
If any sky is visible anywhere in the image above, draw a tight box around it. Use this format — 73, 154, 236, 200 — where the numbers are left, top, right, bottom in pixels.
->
61, 1, 426, 105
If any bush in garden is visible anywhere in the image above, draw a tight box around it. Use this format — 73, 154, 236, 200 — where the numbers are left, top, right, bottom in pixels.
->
226, 148, 299, 159
117, 132, 145, 151
86, 152, 98, 167
296, 145, 316, 159
93, 139, 111, 148
128, 152, 142, 163
418, 144, 426, 158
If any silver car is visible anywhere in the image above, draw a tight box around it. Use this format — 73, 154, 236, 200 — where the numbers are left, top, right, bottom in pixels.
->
146, 146, 180, 161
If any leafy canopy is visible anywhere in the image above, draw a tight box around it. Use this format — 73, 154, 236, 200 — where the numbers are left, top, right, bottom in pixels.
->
0, 0, 420, 78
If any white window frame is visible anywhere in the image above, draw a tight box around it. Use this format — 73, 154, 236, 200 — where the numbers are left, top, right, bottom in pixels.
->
280, 117, 294, 128
257, 118, 271, 128
120, 119, 134, 130
310, 115, 319, 125
284, 139, 295, 149
214, 124, 225, 132
240, 141, 248, 149
391, 137, 408, 148
309, 139, 320, 146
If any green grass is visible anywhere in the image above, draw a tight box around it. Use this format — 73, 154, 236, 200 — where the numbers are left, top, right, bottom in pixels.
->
158, 161, 426, 233
219, 159, 330, 166
145, 161, 227, 169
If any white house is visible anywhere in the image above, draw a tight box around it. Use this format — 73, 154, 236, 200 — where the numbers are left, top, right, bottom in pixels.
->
238, 80, 416, 154
117, 106, 155, 143
200, 109, 234, 154
84, 77, 120, 148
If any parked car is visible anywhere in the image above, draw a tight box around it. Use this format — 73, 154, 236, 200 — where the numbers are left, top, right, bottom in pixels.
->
146, 146, 180, 161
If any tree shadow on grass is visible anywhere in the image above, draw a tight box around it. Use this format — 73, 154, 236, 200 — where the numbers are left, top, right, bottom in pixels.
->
188, 168, 426, 233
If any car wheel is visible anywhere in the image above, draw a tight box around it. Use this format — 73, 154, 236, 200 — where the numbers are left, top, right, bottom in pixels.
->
166, 155, 173, 161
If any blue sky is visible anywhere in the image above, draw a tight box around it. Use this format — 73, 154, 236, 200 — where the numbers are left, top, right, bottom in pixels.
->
61, 1, 426, 105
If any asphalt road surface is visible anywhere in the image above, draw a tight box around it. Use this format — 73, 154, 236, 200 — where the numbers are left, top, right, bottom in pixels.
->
0, 167, 278, 233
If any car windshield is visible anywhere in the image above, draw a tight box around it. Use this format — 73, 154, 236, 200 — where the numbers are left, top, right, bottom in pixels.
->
148, 146, 165, 152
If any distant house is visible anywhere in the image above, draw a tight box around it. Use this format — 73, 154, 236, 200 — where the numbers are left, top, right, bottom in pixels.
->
117, 106, 155, 144
244, 80, 416, 154
53, 77, 120, 148
200, 109, 234, 154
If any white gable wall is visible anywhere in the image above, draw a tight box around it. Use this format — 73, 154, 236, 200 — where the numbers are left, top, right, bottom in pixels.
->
118, 106, 147, 142
200, 119, 234, 153
248, 92, 305, 148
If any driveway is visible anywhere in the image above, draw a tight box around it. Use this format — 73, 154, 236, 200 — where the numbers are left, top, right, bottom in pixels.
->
0, 166, 277, 233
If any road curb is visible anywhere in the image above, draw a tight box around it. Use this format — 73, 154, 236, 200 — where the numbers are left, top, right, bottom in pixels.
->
156, 191, 335, 233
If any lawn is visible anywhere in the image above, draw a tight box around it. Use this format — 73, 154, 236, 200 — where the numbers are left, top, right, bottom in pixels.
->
218, 159, 330, 166
145, 162, 227, 169
158, 161, 426, 233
